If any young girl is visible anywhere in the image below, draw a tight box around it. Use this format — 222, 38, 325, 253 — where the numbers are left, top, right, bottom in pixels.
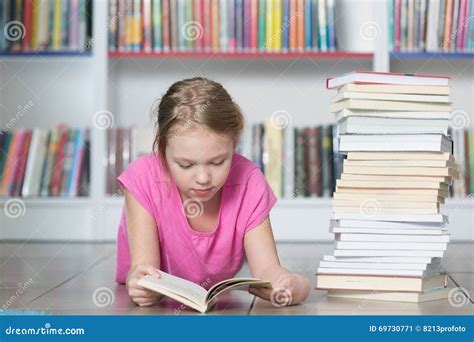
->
115, 77, 310, 308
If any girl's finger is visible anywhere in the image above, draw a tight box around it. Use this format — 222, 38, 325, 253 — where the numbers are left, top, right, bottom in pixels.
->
129, 288, 154, 298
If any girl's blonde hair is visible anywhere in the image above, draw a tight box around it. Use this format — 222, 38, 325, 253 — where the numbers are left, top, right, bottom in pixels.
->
152, 77, 245, 171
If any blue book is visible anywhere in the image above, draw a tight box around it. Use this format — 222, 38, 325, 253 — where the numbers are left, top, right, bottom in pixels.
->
282, 0, 290, 51
327, 0, 335, 50
235, 0, 243, 51
67, 129, 84, 196
305, 0, 312, 50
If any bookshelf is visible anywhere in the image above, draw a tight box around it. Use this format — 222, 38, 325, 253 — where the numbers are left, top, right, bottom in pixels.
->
1, 0, 473, 242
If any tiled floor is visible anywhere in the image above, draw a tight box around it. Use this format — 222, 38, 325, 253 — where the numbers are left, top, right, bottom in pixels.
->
0, 241, 472, 315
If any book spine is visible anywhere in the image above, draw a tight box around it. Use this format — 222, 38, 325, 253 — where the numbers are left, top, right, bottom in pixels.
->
228, 0, 236, 52
242, 0, 250, 51
50, 126, 68, 196
219, 0, 228, 51
235, 0, 243, 51
296, 0, 304, 51
274, 0, 282, 51
265, 0, 273, 51
142, 0, 153, 52
318, 0, 327, 51
194, 0, 203, 51
152, 0, 163, 52
69, 0, 80, 50
162, 0, 170, 51
305, 0, 312, 50
185, 0, 193, 51
289, 0, 296, 51
282, 0, 290, 51
211, 0, 220, 51
250, 0, 258, 51
258, 0, 266, 51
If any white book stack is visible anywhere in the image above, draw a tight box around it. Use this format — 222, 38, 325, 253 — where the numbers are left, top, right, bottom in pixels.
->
316, 71, 458, 303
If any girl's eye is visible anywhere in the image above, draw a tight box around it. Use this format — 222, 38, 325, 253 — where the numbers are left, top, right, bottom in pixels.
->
179, 164, 193, 169
212, 160, 225, 166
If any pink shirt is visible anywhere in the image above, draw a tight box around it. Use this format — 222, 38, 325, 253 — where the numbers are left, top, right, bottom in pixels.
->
115, 152, 277, 288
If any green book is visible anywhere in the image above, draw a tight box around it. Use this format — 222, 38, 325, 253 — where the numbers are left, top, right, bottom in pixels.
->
258, 0, 266, 51
152, 0, 163, 51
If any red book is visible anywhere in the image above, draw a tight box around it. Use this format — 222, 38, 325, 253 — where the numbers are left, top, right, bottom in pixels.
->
12, 131, 32, 196
250, 0, 258, 51
50, 126, 68, 196
289, 0, 297, 52
326, 71, 450, 89
162, 0, 170, 51
394, 0, 401, 51
456, 0, 467, 50
194, 0, 203, 50
204, 0, 212, 51
22, 0, 33, 51
7, 131, 26, 195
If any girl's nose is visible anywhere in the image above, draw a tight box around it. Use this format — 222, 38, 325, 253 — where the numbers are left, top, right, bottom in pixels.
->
195, 167, 211, 184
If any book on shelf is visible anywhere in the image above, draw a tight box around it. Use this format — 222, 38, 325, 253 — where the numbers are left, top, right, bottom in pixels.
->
108, 0, 338, 53
106, 126, 155, 195
251, 122, 340, 199
390, 0, 474, 53
0, 0, 93, 53
316, 70, 468, 303
0, 126, 90, 198
137, 270, 271, 313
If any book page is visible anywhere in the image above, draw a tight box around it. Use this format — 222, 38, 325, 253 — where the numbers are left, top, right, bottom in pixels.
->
205, 279, 271, 304
138, 271, 208, 306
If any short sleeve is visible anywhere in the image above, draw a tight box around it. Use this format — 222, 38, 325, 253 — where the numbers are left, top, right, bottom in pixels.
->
117, 156, 155, 216
244, 168, 278, 233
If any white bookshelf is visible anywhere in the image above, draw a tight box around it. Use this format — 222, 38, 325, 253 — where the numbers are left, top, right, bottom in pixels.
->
1, 0, 472, 242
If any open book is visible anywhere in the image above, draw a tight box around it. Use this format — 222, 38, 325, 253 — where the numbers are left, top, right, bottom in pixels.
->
137, 271, 271, 313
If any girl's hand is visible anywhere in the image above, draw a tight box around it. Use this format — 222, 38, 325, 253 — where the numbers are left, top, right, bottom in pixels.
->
249, 273, 311, 307
126, 265, 163, 307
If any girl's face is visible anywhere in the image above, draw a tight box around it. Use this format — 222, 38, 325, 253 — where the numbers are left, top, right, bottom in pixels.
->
165, 124, 234, 203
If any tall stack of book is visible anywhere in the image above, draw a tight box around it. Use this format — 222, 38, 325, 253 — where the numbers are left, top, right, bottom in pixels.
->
316, 71, 460, 303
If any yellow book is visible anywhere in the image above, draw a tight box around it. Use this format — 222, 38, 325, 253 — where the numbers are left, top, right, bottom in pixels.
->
265, 0, 273, 51
264, 119, 283, 198
125, 2, 133, 50
52, 0, 62, 50
31, 0, 39, 50
273, 0, 282, 51
133, 0, 142, 50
